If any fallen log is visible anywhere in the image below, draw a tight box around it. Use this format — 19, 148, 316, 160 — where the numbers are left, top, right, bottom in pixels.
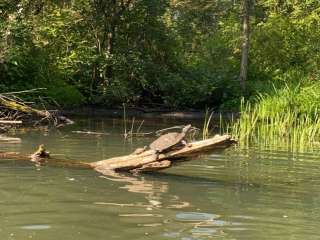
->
91, 134, 235, 174
72, 130, 109, 136
0, 150, 92, 169
0, 135, 236, 174
0, 95, 51, 118
0, 120, 22, 124
130, 160, 172, 173
0, 135, 21, 143
0, 94, 74, 126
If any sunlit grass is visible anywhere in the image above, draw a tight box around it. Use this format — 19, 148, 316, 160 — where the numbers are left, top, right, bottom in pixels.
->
228, 83, 320, 151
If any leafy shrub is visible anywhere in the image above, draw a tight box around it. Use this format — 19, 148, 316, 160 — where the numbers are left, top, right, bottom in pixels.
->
46, 82, 85, 107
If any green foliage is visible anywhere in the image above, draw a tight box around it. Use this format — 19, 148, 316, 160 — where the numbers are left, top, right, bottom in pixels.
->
1, 0, 320, 110
46, 82, 85, 107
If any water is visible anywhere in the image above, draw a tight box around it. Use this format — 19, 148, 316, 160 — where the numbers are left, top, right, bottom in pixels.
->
1, 117, 320, 240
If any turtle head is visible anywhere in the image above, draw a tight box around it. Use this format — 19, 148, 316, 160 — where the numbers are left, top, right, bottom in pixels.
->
182, 124, 192, 133
38, 144, 45, 151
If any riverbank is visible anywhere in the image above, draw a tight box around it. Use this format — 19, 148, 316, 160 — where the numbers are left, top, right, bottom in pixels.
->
60, 106, 239, 120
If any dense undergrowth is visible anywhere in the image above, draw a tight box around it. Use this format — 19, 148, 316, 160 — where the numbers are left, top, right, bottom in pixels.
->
1, 1, 320, 110
3, 1, 320, 149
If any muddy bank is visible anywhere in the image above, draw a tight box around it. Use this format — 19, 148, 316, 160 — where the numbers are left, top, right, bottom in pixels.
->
60, 106, 239, 120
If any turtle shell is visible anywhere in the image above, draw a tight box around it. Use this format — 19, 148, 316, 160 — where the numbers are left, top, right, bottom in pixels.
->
149, 132, 184, 152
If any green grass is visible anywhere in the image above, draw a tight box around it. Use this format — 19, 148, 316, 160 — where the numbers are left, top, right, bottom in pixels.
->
229, 83, 320, 151
202, 109, 214, 140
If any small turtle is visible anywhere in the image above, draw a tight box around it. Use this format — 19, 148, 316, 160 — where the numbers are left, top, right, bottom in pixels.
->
31, 144, 50, 162
149, 124, 192, 153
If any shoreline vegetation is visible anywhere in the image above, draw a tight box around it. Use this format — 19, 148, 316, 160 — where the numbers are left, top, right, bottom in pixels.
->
2, 85, 320, 151
230, 82, 320, 151
2, 82, 320, 151
1, 1, 320, 149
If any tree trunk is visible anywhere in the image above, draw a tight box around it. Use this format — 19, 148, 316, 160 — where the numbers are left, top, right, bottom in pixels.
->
104, 0, 117, 86
239, 0, 250, 91
105, 24, 115, 82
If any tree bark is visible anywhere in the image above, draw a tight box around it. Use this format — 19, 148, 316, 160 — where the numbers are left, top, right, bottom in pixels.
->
239, 0, 250, 91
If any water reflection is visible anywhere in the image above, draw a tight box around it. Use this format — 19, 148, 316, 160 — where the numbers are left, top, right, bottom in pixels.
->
95, 171, 238, 239
99, 171, 191, 210
1, 118, 320, 240
20, 224, 51, 230
176, 212, 220, 221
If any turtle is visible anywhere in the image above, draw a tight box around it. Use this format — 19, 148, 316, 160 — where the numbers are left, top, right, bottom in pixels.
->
149, 124, 192, 153
31, 144, 50, 163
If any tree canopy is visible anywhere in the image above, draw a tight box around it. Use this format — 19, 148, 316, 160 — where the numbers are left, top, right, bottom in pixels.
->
1, 0, 320, 109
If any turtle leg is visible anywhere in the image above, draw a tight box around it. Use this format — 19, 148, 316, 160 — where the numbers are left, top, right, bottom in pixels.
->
155, 150, 160, 160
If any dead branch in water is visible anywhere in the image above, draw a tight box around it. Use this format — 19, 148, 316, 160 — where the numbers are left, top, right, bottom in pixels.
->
123, 124, 199, 138
0, 94, 50, 118
0, 135, 21, 143
0, 120, 22, 124
1, 88, 47, 96
0, 90, 73, 127
0, 134, 236, 175
72, 130, 110, 136
92, 134, 235, 174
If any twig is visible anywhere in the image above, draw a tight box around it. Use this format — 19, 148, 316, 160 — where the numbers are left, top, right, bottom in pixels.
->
122, 124, 199, 138
155, 125, 197, 136
125, 132, 154, 137
0, 120, 22, 124
155, 125, 184, 135
1, 88, 47, 95
72, 130, 109, 136
130, 117, 135, 135
0, 135, 21, 143
136, 120, 144, 133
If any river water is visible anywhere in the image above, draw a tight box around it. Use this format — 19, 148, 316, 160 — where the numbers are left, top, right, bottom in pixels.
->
0, 117, 320, 240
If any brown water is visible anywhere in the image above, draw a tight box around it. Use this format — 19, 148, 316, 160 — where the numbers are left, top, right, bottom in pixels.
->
1, 117, 320, 240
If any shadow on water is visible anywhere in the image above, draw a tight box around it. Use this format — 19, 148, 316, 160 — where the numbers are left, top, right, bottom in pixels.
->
140, 171, 262, 188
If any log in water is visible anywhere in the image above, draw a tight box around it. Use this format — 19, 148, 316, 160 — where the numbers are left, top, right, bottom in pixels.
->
0, 135, 236, 175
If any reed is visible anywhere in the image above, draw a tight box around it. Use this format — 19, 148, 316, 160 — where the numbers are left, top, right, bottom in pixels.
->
202, 109, 214, 140
229, 84, 320, 151
123, 103, 128, 138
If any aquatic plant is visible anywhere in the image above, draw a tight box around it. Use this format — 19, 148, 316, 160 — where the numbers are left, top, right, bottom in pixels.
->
202, 109, 214, 140
230, 83, 320, 151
